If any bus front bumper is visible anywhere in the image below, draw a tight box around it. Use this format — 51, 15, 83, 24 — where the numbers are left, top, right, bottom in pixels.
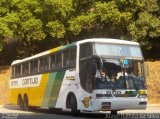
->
92, 98, 147, 111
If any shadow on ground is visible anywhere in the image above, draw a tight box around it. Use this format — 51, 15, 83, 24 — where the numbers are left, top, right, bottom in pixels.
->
2, 105, 160, 119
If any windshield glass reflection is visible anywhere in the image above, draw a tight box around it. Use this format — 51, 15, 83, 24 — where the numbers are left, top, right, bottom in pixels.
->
95, 59, 146, 90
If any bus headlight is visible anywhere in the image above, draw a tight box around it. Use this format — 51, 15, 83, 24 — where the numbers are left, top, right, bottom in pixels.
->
138, 90, 147, 98
138, 90, 147, 95
138, 94, 147, 98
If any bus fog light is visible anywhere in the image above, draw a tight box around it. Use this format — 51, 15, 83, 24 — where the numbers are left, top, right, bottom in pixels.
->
139, 101, 147, 105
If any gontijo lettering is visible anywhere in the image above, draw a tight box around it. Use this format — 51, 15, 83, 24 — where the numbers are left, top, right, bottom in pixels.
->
22, 77, 38, 85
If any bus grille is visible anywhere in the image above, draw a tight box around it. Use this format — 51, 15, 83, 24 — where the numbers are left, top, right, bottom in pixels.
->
113, 94, 137, 97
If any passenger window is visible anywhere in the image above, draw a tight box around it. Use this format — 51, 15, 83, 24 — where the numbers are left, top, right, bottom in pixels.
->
80, 43, 93, 59
44, 57, 49, 71
70, 49, 76, 66
39, 57, 49, 72
11, 66, 15, 78
30, 60, 38, 74
15, 65, 21, 77
22, 63, 29, 75
50, 55, 56, 70
39, 58, 44, 72
56, 53, 62, 69
63, 51, 69, 67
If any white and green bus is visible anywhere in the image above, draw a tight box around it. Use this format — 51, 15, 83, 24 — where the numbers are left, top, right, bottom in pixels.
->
10, 38, 147, 115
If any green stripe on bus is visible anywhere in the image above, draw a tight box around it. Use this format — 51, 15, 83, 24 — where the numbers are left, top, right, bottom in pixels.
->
41, 72, 57, 107
48, 70, 66, 107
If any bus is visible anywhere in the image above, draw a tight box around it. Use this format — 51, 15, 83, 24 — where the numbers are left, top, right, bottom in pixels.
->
10, 38, 147, 115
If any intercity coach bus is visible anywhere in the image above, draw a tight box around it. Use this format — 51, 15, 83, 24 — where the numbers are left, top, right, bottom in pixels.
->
10, 38, 147, 115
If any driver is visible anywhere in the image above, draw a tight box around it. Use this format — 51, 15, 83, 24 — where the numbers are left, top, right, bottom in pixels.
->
101, 68, 110, 81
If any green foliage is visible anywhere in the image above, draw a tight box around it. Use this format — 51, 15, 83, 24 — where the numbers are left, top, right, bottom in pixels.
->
95, 1, 121, 22
46, 21, 65, 38
44, 0, 73, 18
0, 18, 13, 38
21, 18, 45, 41
128, 12, 160, 40
69, 13, 96, 35
0, 0, 160, 64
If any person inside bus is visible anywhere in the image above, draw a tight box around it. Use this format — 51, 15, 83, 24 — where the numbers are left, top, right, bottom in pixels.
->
94, 62, 112, 89
103, 68, 110, 80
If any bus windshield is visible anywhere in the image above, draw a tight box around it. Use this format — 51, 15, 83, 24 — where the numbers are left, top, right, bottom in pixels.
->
94, 43, 142, 58
79, 42, 146, 93
95, 59, 146, 90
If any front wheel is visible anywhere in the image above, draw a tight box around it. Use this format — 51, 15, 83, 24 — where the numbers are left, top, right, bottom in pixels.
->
70, 95, 80, 116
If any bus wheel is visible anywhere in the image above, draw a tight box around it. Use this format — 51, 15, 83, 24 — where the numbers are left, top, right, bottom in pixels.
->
18, 96, 24, 110
70, 95, 80, 116
111, 110, 117, 116
23, 96, 29, 111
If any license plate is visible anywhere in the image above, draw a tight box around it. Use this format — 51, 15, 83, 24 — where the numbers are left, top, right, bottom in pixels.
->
101, 102, 111, 110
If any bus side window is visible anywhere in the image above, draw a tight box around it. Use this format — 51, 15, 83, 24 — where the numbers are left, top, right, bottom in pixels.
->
22, 63, 29, 75
80, 43, 93, 59
39, 58, 44, 72
15, 64, 21, 77
34, 60, 38, 73
30, 60, 38, 74
11, 66, 15, 78
56, 53, 62, 69
63, 51, 69, 67
30, 61, 34, 74
70, 49, 76, 66
44, 57, 49, 71
50, 55, 56, 70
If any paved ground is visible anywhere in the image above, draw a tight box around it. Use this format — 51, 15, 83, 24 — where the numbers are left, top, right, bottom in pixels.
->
0, 105, 160, 119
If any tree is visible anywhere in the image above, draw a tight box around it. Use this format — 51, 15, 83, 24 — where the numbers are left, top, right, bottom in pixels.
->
0, 0, 160, 64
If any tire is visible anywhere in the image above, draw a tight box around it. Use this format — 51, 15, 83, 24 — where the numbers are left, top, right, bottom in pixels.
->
23, 96, 29, 111
70, 95, 80, 116
18, 96, 24, 111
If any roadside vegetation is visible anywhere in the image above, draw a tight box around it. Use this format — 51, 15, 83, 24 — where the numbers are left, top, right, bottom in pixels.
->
0, 66, 10, 105
146, 61, 160, 104
0, 0, 160, 65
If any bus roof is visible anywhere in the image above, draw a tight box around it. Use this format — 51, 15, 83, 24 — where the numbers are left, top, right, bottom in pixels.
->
12, 42, 76, 65
76, 38, 139, 45
12, 38, 139, 65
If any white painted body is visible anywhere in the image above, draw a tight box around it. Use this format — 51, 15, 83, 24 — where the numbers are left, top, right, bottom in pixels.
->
54, 38, 146, 112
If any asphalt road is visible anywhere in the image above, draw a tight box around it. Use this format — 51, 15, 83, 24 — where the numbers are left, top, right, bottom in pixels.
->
0, 105, 160, 119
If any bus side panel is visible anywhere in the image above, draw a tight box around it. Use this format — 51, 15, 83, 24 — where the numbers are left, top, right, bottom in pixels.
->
41, 72, 57, 107
41, 70, 65, 108
54, 69, 77, 109
10, 74, 49, 107
28, 73, 49, 107
10, 88, 28, 105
